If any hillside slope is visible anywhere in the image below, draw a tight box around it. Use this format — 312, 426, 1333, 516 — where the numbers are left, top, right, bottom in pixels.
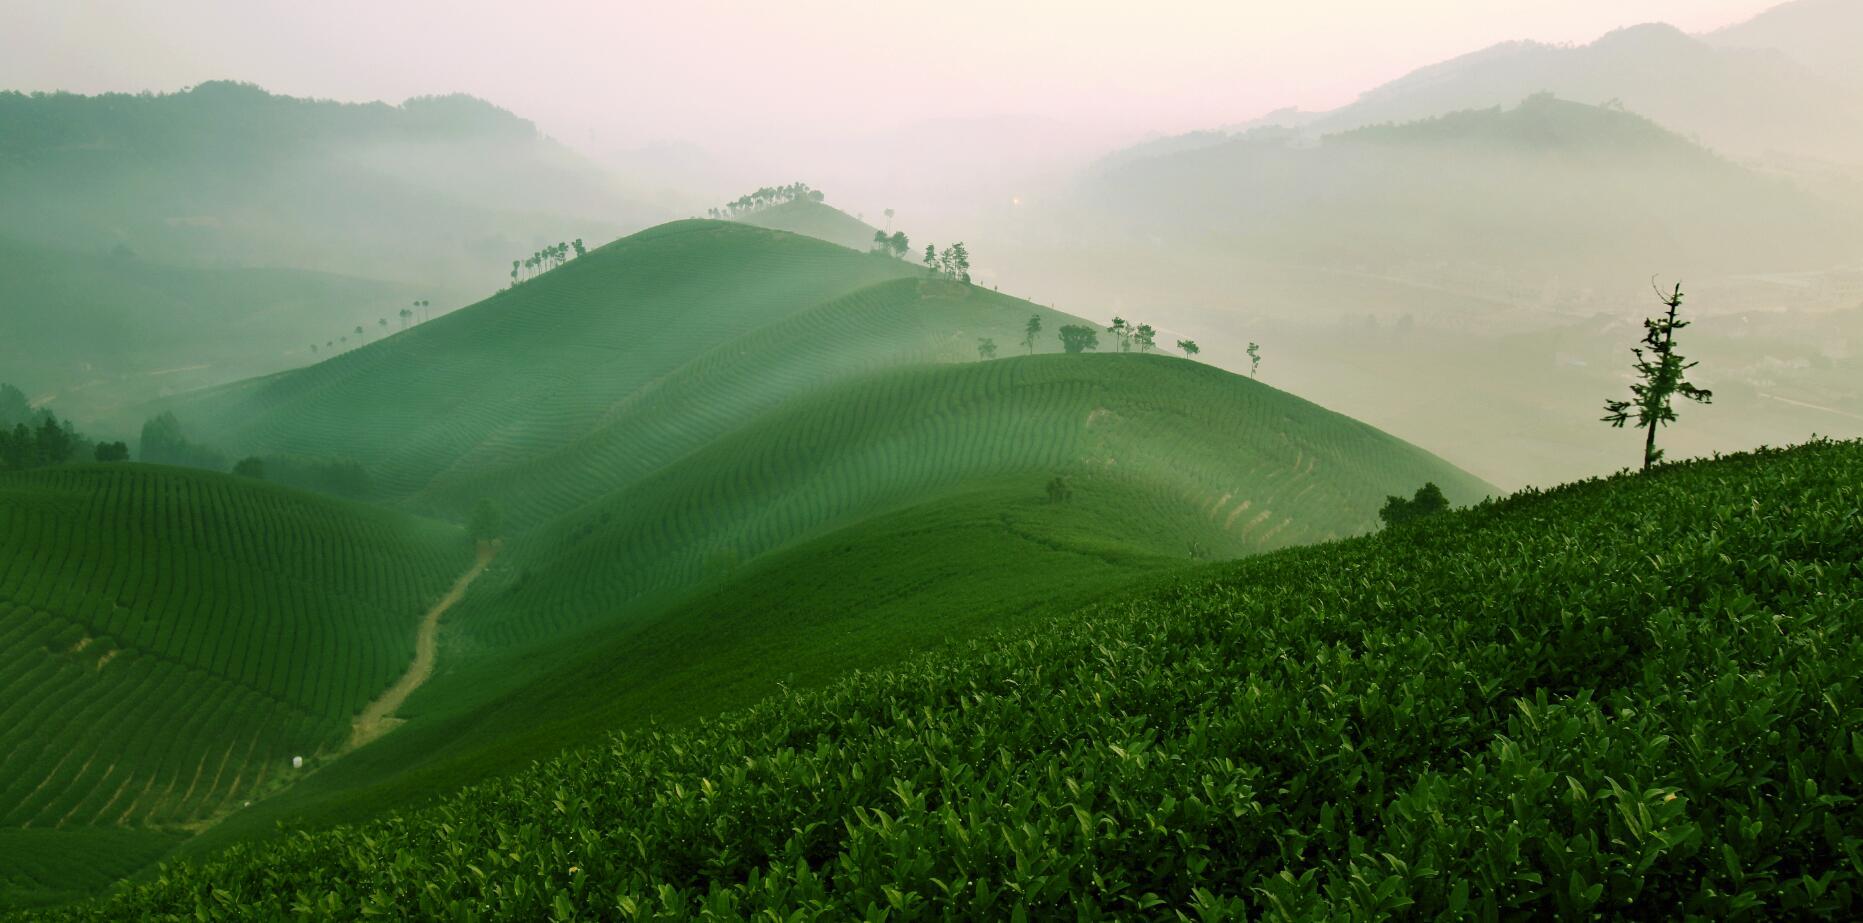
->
444, 353, 1491, 650
0, 465, 471, 907
732, 199, 883, 251
186, 351, 1487, 853
161, 221, 922, 500
40, 439, 1862, 919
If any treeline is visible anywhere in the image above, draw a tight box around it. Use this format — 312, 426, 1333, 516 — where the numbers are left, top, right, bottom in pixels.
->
922, 242, 971, 282
3, 398, 377, 499
706, 183, 824, 219
870, 230, 911, 259
509, 239, 586, 286
0, 383, 122, 469
139, 410, 375, 498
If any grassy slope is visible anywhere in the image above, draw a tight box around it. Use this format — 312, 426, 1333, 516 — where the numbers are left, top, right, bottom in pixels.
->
0, 465, 470, 908
162, 221, 919, 500
52, 220, 1490, 903
733, 199, 883, 251
412, 276, 1086, 529
40, 439, 1863, 919
448, 352, 1492, 651
175, 352, 1489, 864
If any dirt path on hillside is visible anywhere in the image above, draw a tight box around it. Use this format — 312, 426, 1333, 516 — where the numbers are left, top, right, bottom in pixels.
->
345, 541, 498, 752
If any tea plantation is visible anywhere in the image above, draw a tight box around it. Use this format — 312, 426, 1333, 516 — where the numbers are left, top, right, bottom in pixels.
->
177, 351, 1488, 866
443, 352, 1491, 650
35, 440, 1861, 919
160, 221, 920, 501
0, 465, 471, 907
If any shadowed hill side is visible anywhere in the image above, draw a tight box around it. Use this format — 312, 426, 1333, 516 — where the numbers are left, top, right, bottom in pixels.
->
0, 464, 471, 908
413, 276, 1087, 528
159, 221, 922, 499
444, 353, 1493, 650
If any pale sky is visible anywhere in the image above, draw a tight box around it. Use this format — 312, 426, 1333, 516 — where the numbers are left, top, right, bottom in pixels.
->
1, 0, 1778, 154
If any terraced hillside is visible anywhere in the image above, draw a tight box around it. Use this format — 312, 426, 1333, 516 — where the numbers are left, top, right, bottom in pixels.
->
163, 221, 921, 500
161, 350, 1489, 870
448, 353, 1491, 650
414, 277, 1086, 528
39, 439, 1861, 919
0, 465, 470, 907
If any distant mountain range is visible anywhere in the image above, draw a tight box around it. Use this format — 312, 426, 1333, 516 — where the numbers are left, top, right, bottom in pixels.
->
0, 81, 663, 287
1081, 94, 1855, 283
1098, 1, 1863, 171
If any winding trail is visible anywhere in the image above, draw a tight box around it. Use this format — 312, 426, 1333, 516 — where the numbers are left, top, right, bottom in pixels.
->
346, 541, 498, 752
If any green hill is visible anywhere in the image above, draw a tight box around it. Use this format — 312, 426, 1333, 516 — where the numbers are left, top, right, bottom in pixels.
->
21, 219, 1492, 906
166, 348, 1488, 862
161, 221, 921, 501
0, 465, 472, 908
34, 439, 1861, 919
447, 352, 1490, 649
732, 199, 884, 251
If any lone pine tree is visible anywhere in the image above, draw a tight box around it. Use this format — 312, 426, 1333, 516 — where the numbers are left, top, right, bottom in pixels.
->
1602, 282, 1712, 471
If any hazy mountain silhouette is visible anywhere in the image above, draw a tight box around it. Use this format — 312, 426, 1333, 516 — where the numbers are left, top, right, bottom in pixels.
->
0, 81, 664, 288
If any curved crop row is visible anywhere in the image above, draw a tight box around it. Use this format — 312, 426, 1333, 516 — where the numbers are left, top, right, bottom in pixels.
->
0, 465, 470, 837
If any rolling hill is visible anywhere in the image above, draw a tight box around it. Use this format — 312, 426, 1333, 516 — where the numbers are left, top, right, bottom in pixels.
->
281, 352, 1486, 808
33, 220, 1493, 897
156, 221, 924, 501
33, 437, 1861, 919
0, 464, 472, 908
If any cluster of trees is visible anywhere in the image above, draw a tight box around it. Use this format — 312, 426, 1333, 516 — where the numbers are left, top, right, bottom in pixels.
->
399, 300, 431, 329
1, 414, 86, 469
870, 230, 911, 259
140, 411, 228, 471
922, 243, 971, 282
1058, 324, 1099, 354
510, 239, 586, 286
0, 383, 109, 469
1031, 317, 1204, 360
1379, 482, 1450, 528
1105, 318, 1158, 353
707, 183, 824, 218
